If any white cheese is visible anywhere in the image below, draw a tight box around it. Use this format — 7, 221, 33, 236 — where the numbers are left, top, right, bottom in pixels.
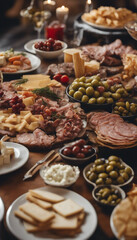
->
42, 164, 80, 186
0, 56, 6, 67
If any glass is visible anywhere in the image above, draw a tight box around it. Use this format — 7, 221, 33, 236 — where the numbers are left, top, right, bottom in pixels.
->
125, 20, 137, 41
20, 0, 51, 39
64, 27, 84, 47
46, 21, 65, 40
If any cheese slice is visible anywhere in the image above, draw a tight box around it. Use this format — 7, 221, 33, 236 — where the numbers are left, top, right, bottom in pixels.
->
0, 56, 6, 67
73, 52, 85, 78
16, 74, 51, 91
64, 49, 82, 63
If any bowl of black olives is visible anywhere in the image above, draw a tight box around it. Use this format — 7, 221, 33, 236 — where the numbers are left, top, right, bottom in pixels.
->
92, 185, 126, 207
83, 155, 134, 187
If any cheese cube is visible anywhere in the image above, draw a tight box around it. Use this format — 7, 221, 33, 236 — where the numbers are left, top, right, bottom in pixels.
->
85, 60, 100, 75
64, 49, 82, 63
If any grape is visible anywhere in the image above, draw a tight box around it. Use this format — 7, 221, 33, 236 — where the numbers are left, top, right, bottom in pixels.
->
34, 39, 62, 52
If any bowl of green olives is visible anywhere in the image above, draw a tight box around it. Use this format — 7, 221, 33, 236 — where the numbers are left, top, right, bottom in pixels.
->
92, 185, 126, 207
83, 155, 134, 187
66, 75, 129, 112
113, 99, 137, 121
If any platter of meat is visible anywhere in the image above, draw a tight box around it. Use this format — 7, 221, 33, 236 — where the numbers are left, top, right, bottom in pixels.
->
0, 75, 87, 150
0, 49, 41, 74
87, 111, 137, 149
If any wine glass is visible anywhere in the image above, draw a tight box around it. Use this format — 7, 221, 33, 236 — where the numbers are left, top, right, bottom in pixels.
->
20, 0, 51, 39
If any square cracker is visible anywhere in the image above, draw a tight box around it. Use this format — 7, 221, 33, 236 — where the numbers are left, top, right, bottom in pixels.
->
53, 199, 83, 217
29, 189, 64, 203
23, 221, 51, 233
19, 202, 55, 223
26, 192, 52, 209
14, 209, 38, 225
50, 212, 78, 230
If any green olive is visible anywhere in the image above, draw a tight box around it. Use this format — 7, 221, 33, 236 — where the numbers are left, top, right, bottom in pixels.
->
96, 178, 104, 185
79, 76, 86, 82
106, 98, 114, 104
86, 170, 91, 178
111, 194, 118, 200
106, 165, 114, 173
79, 82, 86, 88
116, 199, 121, 204
112, 93, 121, 100
116, 102, 125, 107
118, 106, 125, 113
107, 195, 113, 203
122, 90, 129, 98
71, 82, 80, 91
81, 95, 89, 103
97, 97, 106, 104
86, 87, 94, 96
125, 167, 132, 176
94, 75, 100, 81
73, 91, 83, 100
69, 89, 75, 96
85, 83, 92, 88
126, 101, 130, 110
116, 176, 125, 184
102, 92, 111, 98
116, 88, 125, 94
102, 189, 111, 198
78, 87, 86, 94
86, 77, 94, 83
103, 82, 109, 90
93, 91, 100, 98
88, 172, 98, 182
108, 156, 119, 162
94, 159, 105, 165
91, 79, 99, 87
96, 165, 105, 173
110, 86, 116, 93
100, 199, 108, 204
109, 171, 118, 179
109, 161, 117, 167
98, 173, 108, 179
120, 172, 129, 181
130, 105, 136, 114
88, 98, 96, 104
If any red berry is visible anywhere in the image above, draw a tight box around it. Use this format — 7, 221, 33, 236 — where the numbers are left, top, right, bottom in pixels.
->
97, 86, 105, 94
72, 146, 80, 156
76, 153, 85, 158
60, 75, 69, 84
63, 147, 72, 156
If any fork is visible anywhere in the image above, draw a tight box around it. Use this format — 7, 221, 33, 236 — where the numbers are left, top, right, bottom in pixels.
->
23, 150, 55, 181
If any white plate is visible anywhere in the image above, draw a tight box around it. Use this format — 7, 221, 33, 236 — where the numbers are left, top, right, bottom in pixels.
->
24, 39, 46, 54
6, 186, 97, 240
3, 52, 41, 75
0, 198, 4, 221
0, 142, 29, 175
81, 15, 124, 31
110, 205, 125, 240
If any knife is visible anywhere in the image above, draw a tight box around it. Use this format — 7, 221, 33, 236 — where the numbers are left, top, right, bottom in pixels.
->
23, 150, 56, 181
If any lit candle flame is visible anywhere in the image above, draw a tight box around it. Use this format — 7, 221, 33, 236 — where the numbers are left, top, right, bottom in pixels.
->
87, 0, 91, 4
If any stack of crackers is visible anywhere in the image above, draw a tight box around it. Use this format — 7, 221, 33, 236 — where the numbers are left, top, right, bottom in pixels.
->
113, 184, 137, 240
14, 188, 86, 237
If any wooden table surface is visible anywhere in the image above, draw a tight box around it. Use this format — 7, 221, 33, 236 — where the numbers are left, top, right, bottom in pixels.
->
0, 24, 137, 240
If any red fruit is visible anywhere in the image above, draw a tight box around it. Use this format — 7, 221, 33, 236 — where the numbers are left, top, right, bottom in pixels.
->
76, 153, 85, 158
84, 145, 93, 149
63, 147, 72, 156
48, 38, 55, 44
97, 86, 105, 94
60, 75, 69, 84
75, 139, 86, 147
72, 146, 80, 155
81, 148, 89, 155
107, 79, 114, 87
53, 74, 62, 82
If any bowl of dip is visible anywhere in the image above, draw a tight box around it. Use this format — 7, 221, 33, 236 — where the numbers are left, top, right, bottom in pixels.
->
39, 164, 80, 187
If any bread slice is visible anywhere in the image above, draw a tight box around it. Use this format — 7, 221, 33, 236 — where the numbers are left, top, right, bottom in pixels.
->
53, 199, 83, 217
29, 189, 64, 203
26, 192, 52, 209
19, 202, 55, 223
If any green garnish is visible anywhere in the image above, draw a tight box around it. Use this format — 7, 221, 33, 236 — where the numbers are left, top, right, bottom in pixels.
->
42, 98, 47, 106
16, 52, 26, 56
14, 78, 28, 86
32, 87, 60, 101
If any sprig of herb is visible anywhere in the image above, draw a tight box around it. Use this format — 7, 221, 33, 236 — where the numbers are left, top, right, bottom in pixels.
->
32, 87, 60, 101
16, 52, 26, 56
14, 78, 28, 86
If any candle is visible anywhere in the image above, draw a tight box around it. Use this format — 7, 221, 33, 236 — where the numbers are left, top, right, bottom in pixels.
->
56, 6, 69, 23
85, 0, 93, 13
44, 0, 56, 11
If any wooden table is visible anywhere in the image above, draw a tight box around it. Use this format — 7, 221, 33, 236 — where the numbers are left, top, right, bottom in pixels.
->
0, 24, 137, 240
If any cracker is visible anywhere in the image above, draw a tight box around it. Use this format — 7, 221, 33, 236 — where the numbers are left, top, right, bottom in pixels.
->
19, 202, 55, 223
23, 221, 50, 232
50, 212, 78, 230
29, 189, 64, 203
14, 209, 38, 225
26, 193, 52, 209
53, 199, 83, 217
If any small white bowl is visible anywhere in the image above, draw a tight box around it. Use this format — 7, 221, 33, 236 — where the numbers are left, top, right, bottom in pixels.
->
33, 40, 67, 59
39, 164, 80, 187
